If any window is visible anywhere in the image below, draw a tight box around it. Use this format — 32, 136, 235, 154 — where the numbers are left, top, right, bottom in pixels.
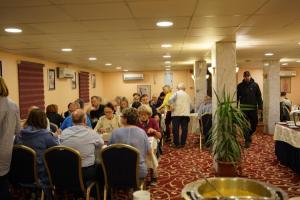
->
79, 71, 90, 103
18, 61, 44, 119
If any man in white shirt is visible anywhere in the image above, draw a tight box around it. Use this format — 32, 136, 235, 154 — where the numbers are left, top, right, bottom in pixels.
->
168, 83, 191, 148
60, 109, 104, 183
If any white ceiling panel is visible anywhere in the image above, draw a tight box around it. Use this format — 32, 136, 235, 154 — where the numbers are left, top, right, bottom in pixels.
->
58, 2, 132, 20
194, 0, 267, 16
0, 6, 72, 23
128, 0, 197, 18
191, 15, 248, 28
80, 19, 139, 31
0, 0, 51, 7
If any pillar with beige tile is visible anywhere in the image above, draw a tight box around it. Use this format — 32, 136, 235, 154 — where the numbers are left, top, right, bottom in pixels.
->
263, 60, 280, 133
211, 41, 237, 114
193, 60, 207, 109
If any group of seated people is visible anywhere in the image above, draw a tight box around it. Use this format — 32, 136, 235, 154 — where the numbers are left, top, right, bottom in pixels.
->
12, 91, 166, 198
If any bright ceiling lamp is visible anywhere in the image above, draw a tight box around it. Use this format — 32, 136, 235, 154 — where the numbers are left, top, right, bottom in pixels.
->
281, 63, 288, 66
163, 55, 171, 58
165, 65, 171, 68
161, 44, 172, 48
61, 48, 72, 52
156, 21, 173, 27
4, 27, 22, 33
116, 66, 122, 70
105, 63, 112, 66
165, 68, 171, 71
165, 61, 171, 64
88, 57, 97, 61
236, 67, 239, 73
264, 52, 274, 56
123, 69, 128, 72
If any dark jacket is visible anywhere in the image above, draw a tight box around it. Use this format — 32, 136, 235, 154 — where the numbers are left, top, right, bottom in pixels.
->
47, 112, 64, 128
237, 78, 263, 110
15, 126, 58, 187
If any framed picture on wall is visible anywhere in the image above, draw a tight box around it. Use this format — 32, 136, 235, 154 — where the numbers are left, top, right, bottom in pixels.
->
137, 85, 151, 98
91, 74, 96, 88
0, 61, 2, 76
280, 77, 291, 93
48, 69, 55, 90
72, 72, 76, 89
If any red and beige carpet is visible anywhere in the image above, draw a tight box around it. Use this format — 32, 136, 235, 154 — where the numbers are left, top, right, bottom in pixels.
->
149, 132, 300, 200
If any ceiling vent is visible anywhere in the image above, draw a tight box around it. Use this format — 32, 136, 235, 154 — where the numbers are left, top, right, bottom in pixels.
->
123, 73, 144, 81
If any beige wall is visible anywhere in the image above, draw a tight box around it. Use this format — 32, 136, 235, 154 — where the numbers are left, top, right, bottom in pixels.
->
101, 70, 195, 104
0, 51, 104, 114
1, 51, 195, 115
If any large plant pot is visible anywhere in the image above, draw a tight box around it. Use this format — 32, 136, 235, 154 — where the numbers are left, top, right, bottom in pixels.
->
214, 160, 241, 177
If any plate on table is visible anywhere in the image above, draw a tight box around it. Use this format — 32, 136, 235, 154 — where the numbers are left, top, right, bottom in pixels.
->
288, 125, 298, 129
277, 122, 287, 125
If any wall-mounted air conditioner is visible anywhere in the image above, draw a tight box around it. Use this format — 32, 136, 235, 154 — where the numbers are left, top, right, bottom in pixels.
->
123, 73, 144, 81
279, 71, 296, 77
57, 67, 74, 78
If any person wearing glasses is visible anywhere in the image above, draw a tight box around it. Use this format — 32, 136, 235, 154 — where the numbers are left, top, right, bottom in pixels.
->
94, 102, 121, 142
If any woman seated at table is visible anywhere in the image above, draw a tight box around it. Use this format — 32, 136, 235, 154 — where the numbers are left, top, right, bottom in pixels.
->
15, 108, 59, 192
46, 104, 64, 128
94, 102, 121, 142
109, 108, 151, 181
137, 105, 161, 186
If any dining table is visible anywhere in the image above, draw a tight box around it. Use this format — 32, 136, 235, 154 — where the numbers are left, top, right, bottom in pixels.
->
274, 123, 300, 174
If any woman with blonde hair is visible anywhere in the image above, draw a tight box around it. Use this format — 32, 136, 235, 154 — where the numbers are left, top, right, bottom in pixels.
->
0, 77, 21, 199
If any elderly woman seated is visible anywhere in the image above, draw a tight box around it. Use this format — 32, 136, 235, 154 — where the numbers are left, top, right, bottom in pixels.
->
109, 108, 151, 182
136, 105, 161, 186
94, 102, 121, 142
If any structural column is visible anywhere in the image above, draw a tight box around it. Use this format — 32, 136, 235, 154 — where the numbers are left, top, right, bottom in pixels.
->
211, 41, 237, 114
193, 60, 207, 108
263, 60, 280, 133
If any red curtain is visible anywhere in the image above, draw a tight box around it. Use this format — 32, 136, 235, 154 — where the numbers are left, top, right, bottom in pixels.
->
79, 71, 89, 103
18, 61, 44, 119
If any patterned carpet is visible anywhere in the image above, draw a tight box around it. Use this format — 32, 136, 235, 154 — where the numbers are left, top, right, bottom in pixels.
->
149, 131, 300, 200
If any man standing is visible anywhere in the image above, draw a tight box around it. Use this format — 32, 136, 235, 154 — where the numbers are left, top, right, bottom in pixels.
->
237, 71, 263, 148
60, 109, 104, 184
168, 83, 191, 148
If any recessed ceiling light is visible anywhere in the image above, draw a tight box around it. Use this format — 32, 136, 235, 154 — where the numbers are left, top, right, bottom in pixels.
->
165, 61, 171, 64
297, 60, 300, 63
165, 65, 171, 68
4, 27, 22, 33
165, 68, 171, 71
123, 69, 128, 72
264, 63, 270, 66
88, 57, 97, 61
116, 66, 122, 70
156, 21, 173, 27
161, 44, 172, 48
105, 63, 112, 66
163, 55, 171, 58
298, 42, 300, 45
281, 63, 288, 66
61, 48, 72, 52
264, 52, 274, 56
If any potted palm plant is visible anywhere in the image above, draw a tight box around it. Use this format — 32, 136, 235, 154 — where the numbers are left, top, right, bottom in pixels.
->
209, 89, 250, 176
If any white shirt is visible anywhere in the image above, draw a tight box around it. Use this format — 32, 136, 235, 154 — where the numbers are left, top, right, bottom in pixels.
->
168, 90, 191, 117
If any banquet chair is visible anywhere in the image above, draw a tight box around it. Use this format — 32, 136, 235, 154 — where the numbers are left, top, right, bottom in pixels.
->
49, 122, 58, 133
99, 144, 143, 200
9, 145, 44, 200
43, 146, 100, 200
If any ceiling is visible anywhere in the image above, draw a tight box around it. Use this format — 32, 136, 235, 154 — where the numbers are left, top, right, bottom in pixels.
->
1, 0, 300, 71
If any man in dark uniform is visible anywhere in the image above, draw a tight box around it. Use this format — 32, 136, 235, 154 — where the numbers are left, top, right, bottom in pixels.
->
237, 71, 263, 148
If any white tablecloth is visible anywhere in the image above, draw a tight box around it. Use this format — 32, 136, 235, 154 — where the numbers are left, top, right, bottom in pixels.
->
188, 113, 200, 135
146, 137, 158, 170
274, 124, 300, 148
